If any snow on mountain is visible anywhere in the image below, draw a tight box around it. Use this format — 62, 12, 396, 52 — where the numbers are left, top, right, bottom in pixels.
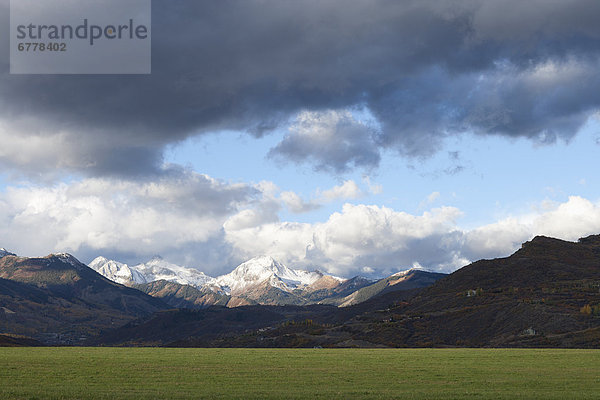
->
90, 255, 214, 287
89, 256, 146, 285
131, 256, 214, 287
90, 254, 343, 298
0, 248, 16, 258
390, 267, 430, 277
215, 255, 329, 295
51, 253, 87, 271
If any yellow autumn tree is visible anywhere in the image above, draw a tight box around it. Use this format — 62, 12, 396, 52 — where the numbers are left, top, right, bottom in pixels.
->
581, 304, 592, 315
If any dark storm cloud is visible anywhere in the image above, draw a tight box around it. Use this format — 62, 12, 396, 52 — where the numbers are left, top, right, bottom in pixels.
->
268, 110, 381, 173
2, 0, 600, 176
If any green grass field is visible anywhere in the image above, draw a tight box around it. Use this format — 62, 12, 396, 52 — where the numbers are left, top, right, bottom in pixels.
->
1, 348, 600, 399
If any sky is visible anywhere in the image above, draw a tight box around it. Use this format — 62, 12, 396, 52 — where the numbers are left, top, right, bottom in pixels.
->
1, 0, 600, 278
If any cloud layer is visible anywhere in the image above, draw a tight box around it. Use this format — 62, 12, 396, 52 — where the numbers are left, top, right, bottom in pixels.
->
269, 110, 380, 172
2, 171, 600, 277
1, 0, 600, 176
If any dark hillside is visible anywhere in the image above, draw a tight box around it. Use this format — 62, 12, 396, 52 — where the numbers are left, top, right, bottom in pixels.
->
0, 254, 167, 344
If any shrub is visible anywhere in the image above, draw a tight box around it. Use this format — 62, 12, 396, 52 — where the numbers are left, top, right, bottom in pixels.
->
581, 304, 592, 315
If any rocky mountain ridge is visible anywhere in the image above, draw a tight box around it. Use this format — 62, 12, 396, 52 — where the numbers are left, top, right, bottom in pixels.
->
91, 254, 387, 307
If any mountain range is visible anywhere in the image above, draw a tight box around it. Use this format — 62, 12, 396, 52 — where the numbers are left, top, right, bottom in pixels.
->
89, 255, 213, 287
5, 234, 600, 348
90, 254, 427, 308
0, 249, 443, 344
87, 234, 600, 348
90, 254, 343, 291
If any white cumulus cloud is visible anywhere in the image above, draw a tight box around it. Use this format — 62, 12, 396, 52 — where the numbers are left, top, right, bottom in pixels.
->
317, 180, 363, 202
2, 172, 600, 279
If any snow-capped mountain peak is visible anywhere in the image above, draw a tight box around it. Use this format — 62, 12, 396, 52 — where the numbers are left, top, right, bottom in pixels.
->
89, 256, 214, 287
89, 256, 145, 285
391, 267, 428, 277
90, 254, 344, 301
215, 255, 324, 295
0, 248, 16, 258
132, 257, 214, 287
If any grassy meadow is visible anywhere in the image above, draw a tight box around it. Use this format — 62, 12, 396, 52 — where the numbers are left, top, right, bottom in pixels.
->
1, 348, 599, 399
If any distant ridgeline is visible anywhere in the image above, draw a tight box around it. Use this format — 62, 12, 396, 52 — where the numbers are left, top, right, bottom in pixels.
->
0, 249, 443, 345
89, 254, 442, 309
3, 235, 600, 348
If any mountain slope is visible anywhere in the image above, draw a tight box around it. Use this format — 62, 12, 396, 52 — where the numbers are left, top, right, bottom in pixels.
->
133, 275, 374, 309
341, 234, 600, 347
0, 333, 42, 347
295, 276, 374, 304
0, 253, 168, 344
133, 280, 230, 309
336, 269, 447, 307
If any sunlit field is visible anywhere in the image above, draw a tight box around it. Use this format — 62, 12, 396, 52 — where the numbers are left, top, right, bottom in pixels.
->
1, 348, 600, 399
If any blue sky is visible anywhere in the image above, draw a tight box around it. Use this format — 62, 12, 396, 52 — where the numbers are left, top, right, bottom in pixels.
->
165, 115, 600, 229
